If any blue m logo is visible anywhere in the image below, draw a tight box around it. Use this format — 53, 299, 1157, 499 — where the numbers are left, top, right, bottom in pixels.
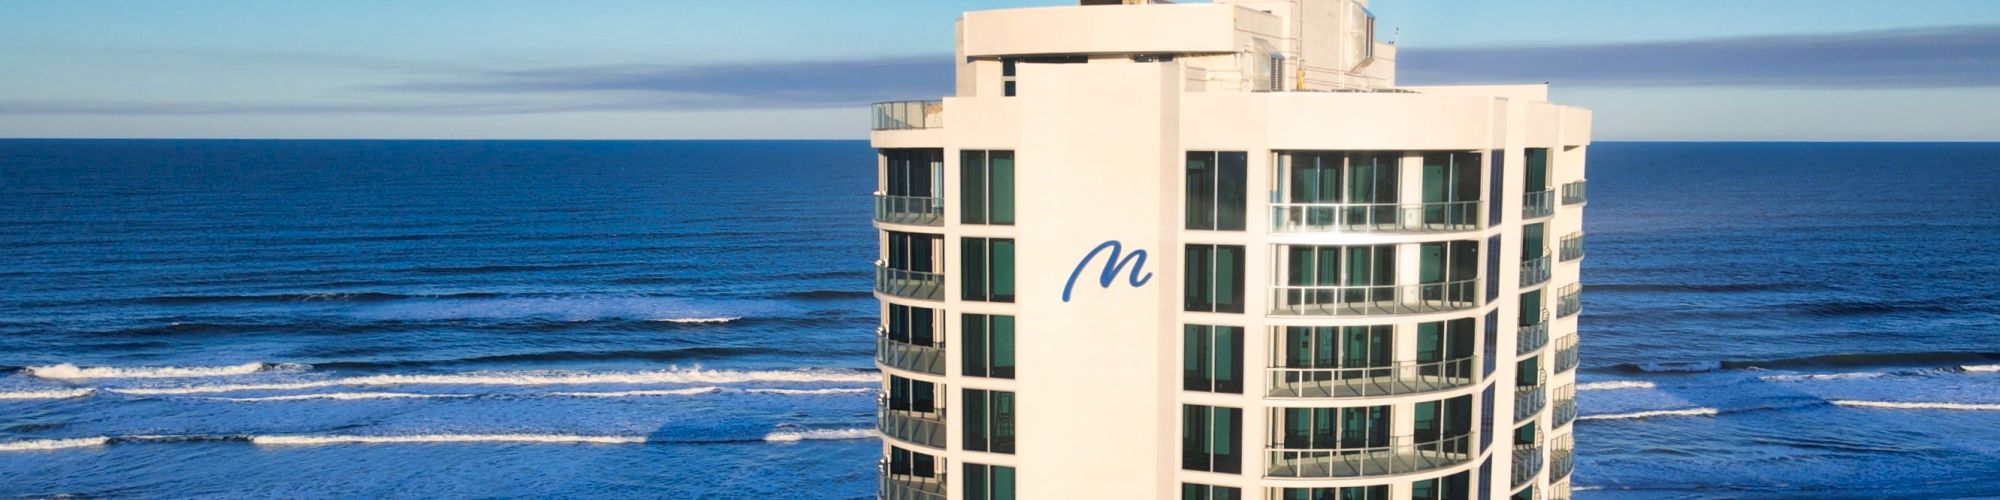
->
1061, 240, 1154, 303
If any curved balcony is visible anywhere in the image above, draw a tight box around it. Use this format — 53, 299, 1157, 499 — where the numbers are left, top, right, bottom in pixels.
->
878, 397, 947, 449
1561, 180, 1587, 206
1520, 251, 1551, 288
1264, 434, 1475, 479
1515, 370, 1548, 421
1551, 384, 1577, 429
1270, 279, 1480, 317
1559, 232, 1584, 262
874, 194, 943, 226
1553, 335, 1578, 374
877, 327, 945, 375
1549, 446, 1575, 483
878, 462, 947, 500
1522, 190, 1554, 219
1512, 443, 1545, 488
872, 100, 943, 131
1270, 201, 1482, 234
1518, 310, 1549, 356
875, 261, 943, 302
1556, 284, 1582, 318
1267, 356, 1479, 398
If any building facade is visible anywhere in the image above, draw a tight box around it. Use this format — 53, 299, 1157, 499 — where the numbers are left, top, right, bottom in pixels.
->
871, 1, 1587, 499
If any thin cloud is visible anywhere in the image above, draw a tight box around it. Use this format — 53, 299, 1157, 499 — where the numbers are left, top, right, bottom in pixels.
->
1399, 24, 2000, 88
377, 55, 956, 108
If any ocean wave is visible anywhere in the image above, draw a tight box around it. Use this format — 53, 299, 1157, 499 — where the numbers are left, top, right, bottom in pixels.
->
1598, 351, 2000, 374
549, 387, 724, 398
648, 317, 740, 324
106, 368, 876, 395
1589, 283, 1795, 293
1577, 408, 1719, 421
763, 428, 876, 442
0, 437, 110, 452
1964, 364, 2000, 373
25, 362, 304, 380
311, 347, 824, 370
1831, 400, 2000, 411
0, 388, 97, 400
1759, 371, 1889, 382
777, 290, 874, 300
744, 388, 873, 396
212, 392, 471, 402
132, 292, 497, 306
252, 434, 647, 446
1577, 380, 1655, 391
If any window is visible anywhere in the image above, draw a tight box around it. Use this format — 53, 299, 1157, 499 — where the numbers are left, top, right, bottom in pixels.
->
1520, 290, 1544, 324
1484, 235, 1501, 302
1182, 484, 1241, 500
1185, 152, 1248, 231
887, 446, 938, 478
886, 375, 938, 414
1269, 55, 1286, 91
1525, 148, 1550, 193
963, 314, 1015, 379
883, 149, 942, 199
1416, 318, 1477, 377
1415, 395, 1475, 453
886, 231, 941, 273
961, 237, 1015, 302
1514, 421, 1537, 446
1482, 311, 1498, 377
961, 150, 1015, 225
1421, 152, 1482, 225
1517, 357, 1541, 387
1487, 151, 1505, 227
1275, 406, 1389, 451
1181, 404, 1242, 473
1279, 325, 1391, 378
965, 463, 1016, 500
1412, 471, 1471, 500
1283, 244, 1394, 307
1480, 384, 1496, 451
1280, 485, 1389, 500
1185, 244, 1246, 313
885, 304, 937, 347
1523, 223, 1545, 261
964, 389, 1016, 454
1183, 325, 1243, 393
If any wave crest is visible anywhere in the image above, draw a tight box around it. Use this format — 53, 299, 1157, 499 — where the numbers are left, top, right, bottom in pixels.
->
1577, 380, 1655, 391
252, 434, 646, 446
1832, 400, 2000, 411
26, 362, 301, 380
0, 437, 110, 452
213, 392, 469, 402
550, 387, 724, 398
763, 428, 876, 442
0, 388, 97, 400
107, 368, 875, 395
1577, 408, 1719, 421
647, 317, 740, 324
1964, 364, 2000, 373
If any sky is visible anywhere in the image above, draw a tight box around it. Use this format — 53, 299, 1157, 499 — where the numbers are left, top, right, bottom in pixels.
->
0, 0, 1996, 141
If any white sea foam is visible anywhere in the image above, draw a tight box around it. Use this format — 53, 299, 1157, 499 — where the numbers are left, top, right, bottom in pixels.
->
1831, 400, 2000, 411
763, 428, 876, 442
1963, 364, 2000, 373
1572, 486, 1604, 492
0, 388, 96, 400
1759, 371, 1886, 382
251, 434, 647, 446
744, 388, 874, 396
1577, 408, 1719, 421
26, 362, 300, 380
1576, 380, 1654, 391
107, 368, 875, 395
212, 392, 468, 402
650, 317, 741, 324
0, 437, 111, 452
551, 387, 724, 398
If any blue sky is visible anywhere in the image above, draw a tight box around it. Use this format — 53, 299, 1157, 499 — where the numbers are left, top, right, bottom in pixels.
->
1, 0, 1996, 140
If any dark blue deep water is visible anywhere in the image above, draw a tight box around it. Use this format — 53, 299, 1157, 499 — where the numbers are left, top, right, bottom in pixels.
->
0, 140, 1996, 499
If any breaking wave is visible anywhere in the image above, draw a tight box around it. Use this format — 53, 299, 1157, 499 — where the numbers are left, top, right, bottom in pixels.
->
105, 368, 876, 395
1831, 400, 2000, 411
647, 317, 740, 324
549, 387, 724, 398
1577, 408, 1720, 421
25, 362, 304, 380
0, 388, 97, 400
0, 437, 111, 452
253, 434, 647, 446
763, 428, 876, 442
1759, 371, 1890, 382
1598, 351, 2000, 374
1577, 380, 1655, 391
744, 388, 873, 396
211, 392, 471, 402
1964, 364, 2000, 373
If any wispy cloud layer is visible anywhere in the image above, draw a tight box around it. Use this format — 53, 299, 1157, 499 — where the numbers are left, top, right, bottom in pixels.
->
1399, 25, 2000, 88
378, 56, 955, 109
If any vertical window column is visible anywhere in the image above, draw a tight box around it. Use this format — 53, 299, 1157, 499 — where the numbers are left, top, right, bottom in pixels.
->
1183, 325, 1244, 393
1185, 152, 1248, 231
962, 314, 1015, 379
961, 237, 1015, 302
1185, 244, 1246, 313
1181, 404, 1243, 473
964, 389, 1016, 454
964, 463, 1016, 500
961, 150, 1015, 225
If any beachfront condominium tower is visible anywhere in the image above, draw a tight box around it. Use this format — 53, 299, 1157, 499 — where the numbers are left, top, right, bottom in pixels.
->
870, 1, 1588, 499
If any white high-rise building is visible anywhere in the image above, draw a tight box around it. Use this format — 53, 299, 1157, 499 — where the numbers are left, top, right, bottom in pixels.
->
870, 1, 1588, 499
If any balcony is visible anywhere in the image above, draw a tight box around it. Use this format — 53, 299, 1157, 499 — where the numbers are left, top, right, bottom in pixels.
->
1515, 370, 1548, 421
1556, 284, 1582, 318
1561, 180, 1587, 206
1522, 190, 1554, 219
1264, 434, 1475, 479
1270, 280, 1480, 317
875, 262, 943, 301
878, 397, 947, 449
872, 101, 943, 131
1549, 446, 1575, 483
1551, 385, 1577, 430
1267, 356, 1479, 398
874, 194, 943, 226
1559, 232, 1584, 262
1550, 481, 1571, 500
1520, 250, 1551, 288
878, 462, 947, 500
1270, 201, 1482, 234
1518, 310, 1549, 356
877, 328, 945, 375
1553, 335, 1578, 374
1512, 442, 1545, 488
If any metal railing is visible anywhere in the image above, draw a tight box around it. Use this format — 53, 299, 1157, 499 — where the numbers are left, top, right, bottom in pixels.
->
873, 194, 943, 226
1551, 480, 1571, 500
878, 396, 947, 449
1264, 434, 1475, 479
1270, 279, 1481, 316
875, 261, 943, 301
1559, 232, 1584, 262
1515, 368, 1548, 421
1556, 284, 1582, 318
878, 461, 947, 500
1269, 201, 1482, 234
1550, 446, 1576, 483
1266, 356, 1479, 398
1512, 442, 1545, 488
1521, 250, 1551, 287
1554, 335, 1579, 374
1552, 385, 1577, 430
1522, 189, 1555, 219
1561, 180, 1587, 206
1518, 310, 1549, 356
872, 100, 944, 131
877, 327, 945, 375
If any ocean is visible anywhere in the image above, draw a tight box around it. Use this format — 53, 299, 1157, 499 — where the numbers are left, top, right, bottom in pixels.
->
0, 140, 1995, 499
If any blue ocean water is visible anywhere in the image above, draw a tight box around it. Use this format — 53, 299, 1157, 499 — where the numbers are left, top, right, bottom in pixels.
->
0, 140, 1996, 498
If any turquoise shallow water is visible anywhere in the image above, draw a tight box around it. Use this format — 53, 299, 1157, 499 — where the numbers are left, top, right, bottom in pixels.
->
0, 140, 1997, 498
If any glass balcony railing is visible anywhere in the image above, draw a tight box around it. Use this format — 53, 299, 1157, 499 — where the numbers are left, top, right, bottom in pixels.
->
1521, 250, 1551, 287
1550, 446, 1576, 483
1559, 232, 1584, 262
1264, 434, 1475, 479
875, 261, 943, 301
1266, 356, 1479, 398
1552, 385, 1577, 430
1522, 190, 1555, 219
1557, 284, 1582, 318
1561, 180, 1587, 206
874, 194, 943, 226
1516, 369, 1548, 421
878, 462, 947, 500
1554, 335, 1579, 374
1551, 479, 1572, 500
878, 396, 946, 449
1512, 442, 1546, 488
1269, 201, 1482, 234
872, 100, 944, 131
877, 327, 945, 375
1518, 310, 1549, 356
1270, 279, 1480, 316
